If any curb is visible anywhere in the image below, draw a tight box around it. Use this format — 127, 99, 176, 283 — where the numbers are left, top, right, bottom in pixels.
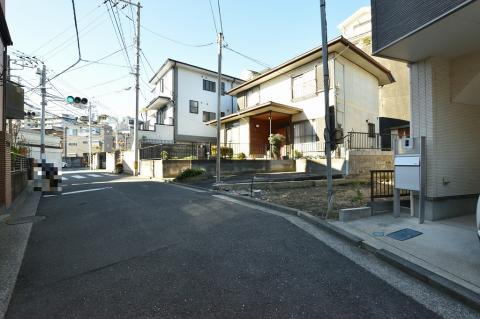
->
212, 190, 480, 312
0, 189, 41, 319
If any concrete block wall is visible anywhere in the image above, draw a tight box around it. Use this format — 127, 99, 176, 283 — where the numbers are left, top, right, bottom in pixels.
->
346, 150, 393, 176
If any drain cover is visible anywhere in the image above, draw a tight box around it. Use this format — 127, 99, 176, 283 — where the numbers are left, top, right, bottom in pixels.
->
387, 228, 422, 241
5, 216, 45, 225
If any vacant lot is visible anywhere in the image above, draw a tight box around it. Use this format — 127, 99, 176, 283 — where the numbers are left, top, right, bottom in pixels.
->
258, 180, 371, 217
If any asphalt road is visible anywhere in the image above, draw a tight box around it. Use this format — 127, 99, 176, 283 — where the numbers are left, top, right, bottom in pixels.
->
5, 171, 475, 318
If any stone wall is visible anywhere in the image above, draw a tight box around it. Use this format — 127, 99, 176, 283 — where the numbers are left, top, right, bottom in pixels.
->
346, 150, 394, 176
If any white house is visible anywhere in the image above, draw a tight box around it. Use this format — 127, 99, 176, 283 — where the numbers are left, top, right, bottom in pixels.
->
19, 128, 62, 168
371, 0, 480, 220
210, 37, 394, 159
141, 59, 244, 144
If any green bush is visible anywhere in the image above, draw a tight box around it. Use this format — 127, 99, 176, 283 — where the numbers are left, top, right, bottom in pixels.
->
211, 146, 234, 159
160, 150, 169, 160
293, 150, 303, 159
115, 163, 123, 174
175, 168, 206, 181
236, 152, 246, 160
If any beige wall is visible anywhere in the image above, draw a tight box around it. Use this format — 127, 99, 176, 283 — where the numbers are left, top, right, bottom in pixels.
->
410, 55, 480, 198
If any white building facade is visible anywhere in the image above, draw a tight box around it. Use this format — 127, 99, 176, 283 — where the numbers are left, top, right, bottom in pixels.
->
142, 59, 244, 144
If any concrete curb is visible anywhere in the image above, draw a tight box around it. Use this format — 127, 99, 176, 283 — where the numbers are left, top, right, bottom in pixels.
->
211, 190, 480, 312
0, 189, 41, 319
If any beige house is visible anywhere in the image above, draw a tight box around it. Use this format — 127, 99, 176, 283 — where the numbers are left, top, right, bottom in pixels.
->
210, 37, 394, 159
338, 6, 410, 132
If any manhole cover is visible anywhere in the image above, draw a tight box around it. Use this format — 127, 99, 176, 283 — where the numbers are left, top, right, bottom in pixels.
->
5, 216, 46, 225
387, 228, 422, 241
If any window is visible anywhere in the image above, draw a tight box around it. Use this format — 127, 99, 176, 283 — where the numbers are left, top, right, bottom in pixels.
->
189, 100, 199, 114
203, 111, 216, 122
221, 112, 225, 117
221, 82, 226, 95
83, 141, 88, 144
293, 120, 319, 144
368, 123, 376, 137
292, 69, 316, 99
159, 78, 164, 93
68, 142, 77, 146
203, 79, 216, 92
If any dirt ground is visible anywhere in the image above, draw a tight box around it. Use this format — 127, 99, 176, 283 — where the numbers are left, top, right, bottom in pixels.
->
258, 180, 371, 217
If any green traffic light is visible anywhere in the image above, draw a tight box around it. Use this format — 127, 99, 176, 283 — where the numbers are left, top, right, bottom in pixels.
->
66, 96, 75, 103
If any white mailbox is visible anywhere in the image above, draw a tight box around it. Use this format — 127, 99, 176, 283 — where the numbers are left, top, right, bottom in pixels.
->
394, 155, 420, 191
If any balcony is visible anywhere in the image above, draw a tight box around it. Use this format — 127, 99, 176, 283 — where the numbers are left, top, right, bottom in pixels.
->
139, 123, 174, 145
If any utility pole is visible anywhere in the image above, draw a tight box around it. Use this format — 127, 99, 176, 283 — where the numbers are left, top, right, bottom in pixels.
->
320, 0, 334, 216
39, 63, 47, 163
215, 32, 223, 184
132, 1, 141, 176
88, 101, 92, 170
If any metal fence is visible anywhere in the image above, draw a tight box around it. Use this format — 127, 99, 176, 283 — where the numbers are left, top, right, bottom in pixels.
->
11, 153, 30, 173
346, 132, 397, 151
370, 170, 409, 202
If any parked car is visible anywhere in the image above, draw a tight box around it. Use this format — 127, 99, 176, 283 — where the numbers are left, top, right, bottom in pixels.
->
62, 161, 69, 168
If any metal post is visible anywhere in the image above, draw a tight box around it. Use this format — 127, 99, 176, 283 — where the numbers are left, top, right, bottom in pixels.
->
88, 102, 92, 170
132, 1, 141, 176
269, 111, 272, 159
215, 32, 223, 184
40, 63, 47, 163
320, 0, 334, 216
64, 126, 67, 161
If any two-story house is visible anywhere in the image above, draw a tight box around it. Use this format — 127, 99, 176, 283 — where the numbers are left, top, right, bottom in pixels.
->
210, 36, 394, 159
141, 59, 244, 144
371, 0, 480, 221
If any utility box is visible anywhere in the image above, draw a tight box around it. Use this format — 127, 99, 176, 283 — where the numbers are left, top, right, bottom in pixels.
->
394, 155, 420, 191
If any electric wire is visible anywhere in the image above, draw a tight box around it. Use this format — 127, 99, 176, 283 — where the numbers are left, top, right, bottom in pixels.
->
208, 0, 218, 34
223, 45, 271, 69
217, 0, 224, 34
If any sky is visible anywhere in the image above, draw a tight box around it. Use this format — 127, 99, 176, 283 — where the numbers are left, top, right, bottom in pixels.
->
6, 0, 369, 119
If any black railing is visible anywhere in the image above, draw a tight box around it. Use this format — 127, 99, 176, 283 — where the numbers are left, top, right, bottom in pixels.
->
370, 170, 409, 202
346, 132, 397, 151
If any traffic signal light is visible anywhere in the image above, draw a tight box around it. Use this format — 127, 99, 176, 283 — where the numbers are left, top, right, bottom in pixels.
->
66, 96, 88, 105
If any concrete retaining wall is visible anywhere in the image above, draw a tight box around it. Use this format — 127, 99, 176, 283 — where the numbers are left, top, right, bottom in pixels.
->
347, 150, 393, 176
140, 159, 296, 179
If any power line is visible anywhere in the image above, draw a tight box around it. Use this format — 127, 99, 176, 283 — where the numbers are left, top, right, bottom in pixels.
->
140, 23, 214, 48
105, 1, 133, 72
49, 0, 83, 81
223, 45, 271, 69
31, 2, 103, 55
81, 74, 131, 91
64, 45, 133, 74
208, 0, 218, 34
140, 50, 155, 76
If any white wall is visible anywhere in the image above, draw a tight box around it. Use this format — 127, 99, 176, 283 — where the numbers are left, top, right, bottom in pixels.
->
176, 66, 237, 139
410, 55, 480, 198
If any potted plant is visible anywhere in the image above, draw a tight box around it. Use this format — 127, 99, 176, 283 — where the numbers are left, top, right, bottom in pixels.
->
268, 134, 286, 159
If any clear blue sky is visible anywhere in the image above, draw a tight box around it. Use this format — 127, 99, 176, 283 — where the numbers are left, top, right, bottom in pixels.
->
7, 0, 369, 118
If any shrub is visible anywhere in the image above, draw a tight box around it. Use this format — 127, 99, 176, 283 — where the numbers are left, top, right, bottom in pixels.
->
160, 150, 169, 160
268, 134, 286, 159
175, 168, 206, 181
293, 150, 303, 159
236, 152, 246, 160
210, 146, 234, 159
115, 163, 123, 174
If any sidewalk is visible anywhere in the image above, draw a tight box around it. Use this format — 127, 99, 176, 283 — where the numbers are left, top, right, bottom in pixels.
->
331, 213, 480, 294
0, 189, 41, 319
